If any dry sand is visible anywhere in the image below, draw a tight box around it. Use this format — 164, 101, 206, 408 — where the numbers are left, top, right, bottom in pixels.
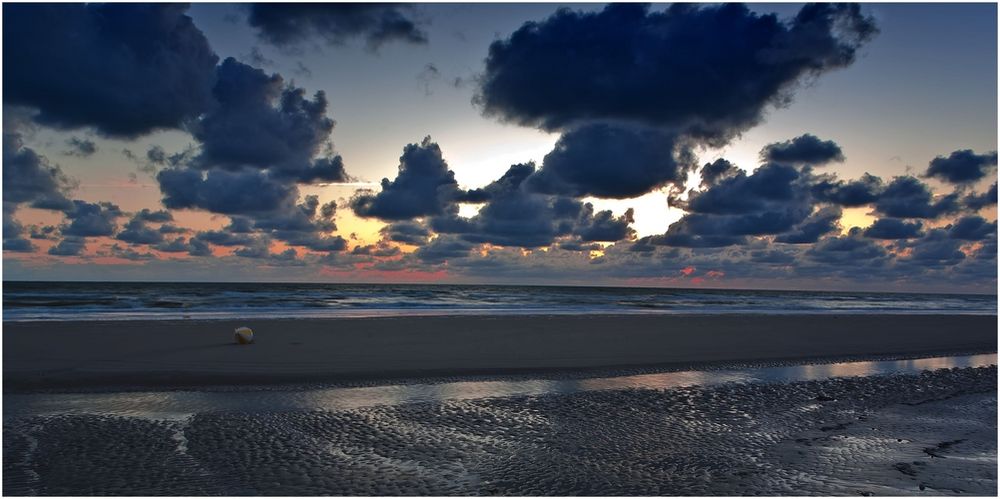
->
3, 314, 996, 391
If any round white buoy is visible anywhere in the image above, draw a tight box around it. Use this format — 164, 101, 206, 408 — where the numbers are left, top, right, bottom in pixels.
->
234, 326, 254, 345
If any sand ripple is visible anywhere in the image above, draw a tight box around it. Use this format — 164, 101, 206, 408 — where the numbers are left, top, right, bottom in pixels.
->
3, 366, 996, 495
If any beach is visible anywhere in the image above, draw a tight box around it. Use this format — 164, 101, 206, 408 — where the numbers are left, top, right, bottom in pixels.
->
4, 313, 997, 495
3, 314, 996, 391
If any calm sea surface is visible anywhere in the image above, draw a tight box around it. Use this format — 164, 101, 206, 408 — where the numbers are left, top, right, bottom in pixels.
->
2, 281, 995, 321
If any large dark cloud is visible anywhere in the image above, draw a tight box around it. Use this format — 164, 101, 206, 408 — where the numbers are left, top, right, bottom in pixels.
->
252, 196, 346, 252
48, 236, 87, 256
805, 231, 888, 265
811, 173, 883, 207
414, 235, 474, 264
2, 211, 34, 252
380, 221, 433, 245
247, 4, 428, 51
134, 209, 173, 223
476, 3, 876, 142
874, 176, 960, 219
193, 230, 257, 247
525, 123, 688, 199
352, 137, 463, 221
3, 132, 74, 211
191, 58, 347, 184
60, 201, 122, 238
653, 162, 814, 248
964, 182, 998, 211
699, 159, 741, 188
862, 218, 924, 240
116, 216, 164, 245
3, 3, 218, 137
761, 134, 844, 166
902, 229, 966, 266
158, 168, 297, 215
685, 163, 802, 215
426, 163, 638, 249
773, 206, 841, 244
924, 149, 998, 185
947, 216, 997, 241
575, 206, 635, 243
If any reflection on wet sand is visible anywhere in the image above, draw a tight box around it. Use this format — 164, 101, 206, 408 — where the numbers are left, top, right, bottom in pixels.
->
4, 353, 995, 421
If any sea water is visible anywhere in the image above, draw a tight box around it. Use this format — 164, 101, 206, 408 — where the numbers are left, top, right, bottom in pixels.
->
3, 281, 996, 321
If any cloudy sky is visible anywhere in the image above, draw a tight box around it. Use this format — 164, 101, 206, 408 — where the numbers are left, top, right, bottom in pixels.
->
3, 2, 997, 292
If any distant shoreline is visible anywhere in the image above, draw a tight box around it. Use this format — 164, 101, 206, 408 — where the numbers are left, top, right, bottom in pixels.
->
4, 313, 996, 393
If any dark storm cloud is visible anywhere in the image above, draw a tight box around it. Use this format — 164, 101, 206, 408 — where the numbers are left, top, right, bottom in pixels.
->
947, 216, 997, 241
874, 176, 960, 219
193, 230, 257, 247
106, 244, 156, 261
924, 149, 998, 184
671, 207, 812, 239
3, 237, 34, 252
351, 137, 462, 221
29, 225, 57, 240
3, 133, 74, 211
273, 232, 347, 252
414, 235, 474, 264
247, 3, 428, 51
157, 168, 297, 215
134, 209, 173, 223
380, 221, 432, 245
805, 231, 888, 265
3, 3, 218, 137
64, 137, 98, 157
351, 241, 402, 257
187, 237, 212, 257
653, 160, 836, 247
760, 134, 844, 166
430, 164, 586, 248
61, 201, 122, 237
699, 159, 741, 188
225, 217, 257, 234
774, 206, 841, 244
685, 163, 802, 215
153, 237, 192, 253
192, 58, 347, 184
574, 206, 635, 242
525, 123, 688, 199
48, 236, 87, 256
647, 230, 747, 249
904, 229, 966, 266
251, 196, 336, 234
3, 211, 34, 252
964, 182, 998, 211
810, 173, 883, 207
862, 218, 924, 240
423, 162, 640, 249
116, 217, 164, 245
476, 3, 876, 142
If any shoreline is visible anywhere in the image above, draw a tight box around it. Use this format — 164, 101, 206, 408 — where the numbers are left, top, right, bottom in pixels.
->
4, 314, 996, 393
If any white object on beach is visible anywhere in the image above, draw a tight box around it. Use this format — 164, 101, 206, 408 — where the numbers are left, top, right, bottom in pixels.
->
234, 326, 254, 345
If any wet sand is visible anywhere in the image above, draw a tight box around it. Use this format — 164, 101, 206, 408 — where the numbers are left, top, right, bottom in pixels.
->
4, 314, 996, 391
4, 365, 996, 495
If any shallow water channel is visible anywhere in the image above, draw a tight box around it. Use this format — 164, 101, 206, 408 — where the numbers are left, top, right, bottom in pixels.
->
4, 353, 996, 421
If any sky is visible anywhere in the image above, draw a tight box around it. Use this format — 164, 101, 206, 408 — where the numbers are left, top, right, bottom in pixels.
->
2, 2, 997, 293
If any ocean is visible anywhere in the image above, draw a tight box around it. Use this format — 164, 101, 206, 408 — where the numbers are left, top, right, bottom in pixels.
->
2, 281, 996, 321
